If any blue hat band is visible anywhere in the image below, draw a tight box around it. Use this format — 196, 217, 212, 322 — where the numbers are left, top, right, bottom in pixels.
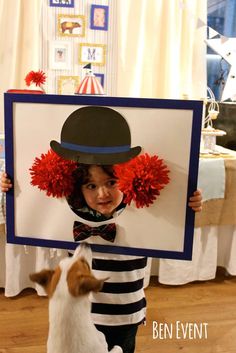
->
61, 141, 130, 154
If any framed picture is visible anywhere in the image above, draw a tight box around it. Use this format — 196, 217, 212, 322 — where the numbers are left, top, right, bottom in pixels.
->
90, 4, 109, 31
4, 93, 203, 259
49, 0, 74, 7
94, 73, 104, 87
79, 43, 106, 66
57, 14, 85, 37
49, 41, 72, 70
58, 76, 80, 95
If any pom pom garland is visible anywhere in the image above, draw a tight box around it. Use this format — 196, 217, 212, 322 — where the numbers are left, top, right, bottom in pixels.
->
25, 70, 46, 87
29, 149, 77, 198
114, 153, 170, 208
29, 150, 170, 208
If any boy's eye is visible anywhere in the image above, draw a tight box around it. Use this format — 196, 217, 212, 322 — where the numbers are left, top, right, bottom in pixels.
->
107, 179, 117, 187
86, 183, 97, 190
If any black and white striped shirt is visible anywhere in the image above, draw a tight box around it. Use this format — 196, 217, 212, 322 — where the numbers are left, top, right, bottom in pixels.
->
91, 252, 147, 326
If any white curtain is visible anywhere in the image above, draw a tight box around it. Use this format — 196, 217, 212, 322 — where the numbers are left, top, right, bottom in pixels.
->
116, 0, 207, 99
0, 0, 208, 295
0, 0, 42, 131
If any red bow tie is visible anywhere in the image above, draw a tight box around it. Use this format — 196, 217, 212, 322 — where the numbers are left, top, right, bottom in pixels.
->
73, 221, 116, 243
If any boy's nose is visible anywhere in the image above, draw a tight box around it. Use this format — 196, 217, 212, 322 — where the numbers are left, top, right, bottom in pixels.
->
97, 186, 110, 198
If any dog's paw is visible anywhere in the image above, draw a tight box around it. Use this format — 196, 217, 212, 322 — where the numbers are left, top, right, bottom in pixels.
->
109, 345, 123, 353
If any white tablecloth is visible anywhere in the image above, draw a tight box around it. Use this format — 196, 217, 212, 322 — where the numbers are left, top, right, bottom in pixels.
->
0, 227, 68, 297
1, 148, 236, 296
1, 224, 236, 296
150, 225, 236, 285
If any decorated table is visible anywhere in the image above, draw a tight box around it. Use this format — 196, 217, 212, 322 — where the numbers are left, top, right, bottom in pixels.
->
152, 146, 236, 284
0, 147, 236, 295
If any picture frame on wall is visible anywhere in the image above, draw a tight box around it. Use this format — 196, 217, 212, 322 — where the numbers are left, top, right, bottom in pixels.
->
79, 43, 106, 66
90, 4, 109, 31
94, 73, 105, 87
57, 14, 85, 37
49, 0, 74, 7
57, 76, 80, 95
49, 41, 72, 70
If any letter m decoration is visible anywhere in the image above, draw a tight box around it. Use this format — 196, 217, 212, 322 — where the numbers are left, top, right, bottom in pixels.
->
87, 48, 96, 61
79, 44, 106, 66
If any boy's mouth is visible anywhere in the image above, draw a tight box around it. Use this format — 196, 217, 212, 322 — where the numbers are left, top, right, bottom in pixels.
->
97, 201, 112, 206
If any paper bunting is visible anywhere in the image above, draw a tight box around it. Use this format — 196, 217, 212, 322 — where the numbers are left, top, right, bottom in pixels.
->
220, 36, 229, 44
197, 18, 206, 29
205, 37, 236, 101
178, 0, 236, 101
208, 27, 219, 39
205, 38, 236, 65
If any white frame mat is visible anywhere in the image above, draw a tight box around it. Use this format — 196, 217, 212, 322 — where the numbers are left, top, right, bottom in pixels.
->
4, 94, 203, 259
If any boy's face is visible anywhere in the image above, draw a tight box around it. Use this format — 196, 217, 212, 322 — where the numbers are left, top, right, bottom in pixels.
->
81, 165, 123, 217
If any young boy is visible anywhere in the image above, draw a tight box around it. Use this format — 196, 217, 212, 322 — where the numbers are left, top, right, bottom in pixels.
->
1, 167, 202, 353
67, 164, 125, 222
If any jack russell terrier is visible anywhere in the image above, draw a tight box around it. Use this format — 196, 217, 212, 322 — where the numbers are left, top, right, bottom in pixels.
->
30, 243, 122, 353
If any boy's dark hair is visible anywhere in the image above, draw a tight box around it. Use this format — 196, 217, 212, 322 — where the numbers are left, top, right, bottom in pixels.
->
67, 164, 115, 209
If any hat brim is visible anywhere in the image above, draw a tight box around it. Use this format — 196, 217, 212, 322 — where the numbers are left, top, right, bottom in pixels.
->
50, 140, 142, 165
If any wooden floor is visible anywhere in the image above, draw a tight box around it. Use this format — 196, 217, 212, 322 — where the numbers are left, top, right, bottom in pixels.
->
0, 268, 236, 353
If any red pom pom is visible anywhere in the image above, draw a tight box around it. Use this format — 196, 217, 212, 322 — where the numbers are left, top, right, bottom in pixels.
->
114, 153, 170, 208
29, 149, 77, 198
25, 70, 46, 87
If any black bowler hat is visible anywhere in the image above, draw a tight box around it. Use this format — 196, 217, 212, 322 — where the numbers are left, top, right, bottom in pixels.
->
50, 106, 142, 164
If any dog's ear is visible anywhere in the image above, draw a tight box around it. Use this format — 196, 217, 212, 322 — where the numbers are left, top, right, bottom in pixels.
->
79, 275, 105, 295
29, 269, 55, 292
69, 275, 108, 296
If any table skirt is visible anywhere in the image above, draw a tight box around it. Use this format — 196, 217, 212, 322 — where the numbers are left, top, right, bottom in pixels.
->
150, 225, 236, 285
1, 224, 236, 296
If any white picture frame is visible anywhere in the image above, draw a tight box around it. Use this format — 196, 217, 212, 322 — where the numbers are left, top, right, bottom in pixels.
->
49, 41, 72, 70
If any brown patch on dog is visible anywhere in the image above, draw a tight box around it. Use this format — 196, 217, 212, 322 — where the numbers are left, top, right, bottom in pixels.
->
48, 266, 62, 298
67, 257, 105, 296
29, 266, 61, 297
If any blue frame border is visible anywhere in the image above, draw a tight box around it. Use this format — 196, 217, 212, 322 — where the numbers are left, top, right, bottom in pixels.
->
49, 0, 74, 8
90, 5, 109, 31
94, 73, 105, 87
4, 93, 203, 260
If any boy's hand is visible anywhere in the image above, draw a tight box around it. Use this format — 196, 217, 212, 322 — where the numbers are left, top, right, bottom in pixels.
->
1, 172, 12, 192
188, 189, 202, 212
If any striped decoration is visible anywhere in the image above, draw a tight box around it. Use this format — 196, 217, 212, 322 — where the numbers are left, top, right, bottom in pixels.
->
75, 73, 104, 95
